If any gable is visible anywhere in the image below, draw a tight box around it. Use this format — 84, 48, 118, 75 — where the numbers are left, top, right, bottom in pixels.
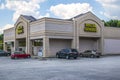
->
73, 12, 104, 37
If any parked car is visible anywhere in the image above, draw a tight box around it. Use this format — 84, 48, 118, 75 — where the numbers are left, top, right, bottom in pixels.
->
56, 48, 79, 59
0, 50, 11, 56
11, 51, 31, 59
80, 50, 101, 58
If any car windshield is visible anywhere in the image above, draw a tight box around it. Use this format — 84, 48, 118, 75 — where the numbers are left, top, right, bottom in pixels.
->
71, 49, 78, 52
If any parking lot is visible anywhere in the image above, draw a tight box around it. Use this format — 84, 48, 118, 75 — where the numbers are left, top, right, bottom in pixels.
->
0, 56, 120, 80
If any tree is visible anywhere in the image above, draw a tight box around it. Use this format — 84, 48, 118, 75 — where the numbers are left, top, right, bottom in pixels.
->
0, 34, 3, 50
104, 19, 120, 27
117, 21, 120, 27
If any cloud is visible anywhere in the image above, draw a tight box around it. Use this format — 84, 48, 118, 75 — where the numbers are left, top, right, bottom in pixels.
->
96, 0, 120, 19
50, 3, 93, 19
0, 3, 5, 9
3, 0, 49, 22
0, 24, 13, 34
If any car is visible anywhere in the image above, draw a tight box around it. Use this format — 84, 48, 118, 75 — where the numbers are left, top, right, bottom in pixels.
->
80, 50, 101, 58
0, 50, 11, 56
56, 48, 79, 59
11, 51, 31, 59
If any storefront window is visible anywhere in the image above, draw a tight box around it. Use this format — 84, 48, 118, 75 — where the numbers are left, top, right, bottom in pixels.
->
33, 40, 43, 46
19, 40, 26, 46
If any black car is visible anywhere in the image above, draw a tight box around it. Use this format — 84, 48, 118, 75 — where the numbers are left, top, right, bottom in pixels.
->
80, 50, 101, 58
0, 50, 11, 56
56, 48, 79, 59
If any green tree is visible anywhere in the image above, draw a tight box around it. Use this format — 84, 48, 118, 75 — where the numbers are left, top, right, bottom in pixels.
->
0, 34, 3, 50
117, 21, 120, 27
104, 19, 120, 27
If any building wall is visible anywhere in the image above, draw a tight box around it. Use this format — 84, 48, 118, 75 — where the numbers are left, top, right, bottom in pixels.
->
79, 38, 98, 52
4, 27, 15, 42
45, 18, 73, 37
104, 27, 120, 39
45, 19, 73, 32
49, 39, 72, 57
30, 19, 45, 39
104, 27, 120, 54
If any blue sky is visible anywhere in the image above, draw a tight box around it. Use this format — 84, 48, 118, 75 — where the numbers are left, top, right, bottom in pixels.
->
0, 0, 120, 33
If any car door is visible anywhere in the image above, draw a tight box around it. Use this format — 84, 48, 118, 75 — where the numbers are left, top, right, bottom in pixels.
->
87, 50, 91, 56
0, 50, 3, 56
0, 51, 6, 56
84, 50, 90, 56
60, 49, 65, 58
20, 52, 26, 58
17, 52, 22, 58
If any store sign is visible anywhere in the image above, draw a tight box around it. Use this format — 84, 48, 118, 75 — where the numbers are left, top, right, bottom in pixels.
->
16, 26, 24, 34
84, 23, 97, 32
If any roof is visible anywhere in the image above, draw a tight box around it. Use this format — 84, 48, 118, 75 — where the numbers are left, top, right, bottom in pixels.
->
69, 11, 91, 20
21, 15, 37, 22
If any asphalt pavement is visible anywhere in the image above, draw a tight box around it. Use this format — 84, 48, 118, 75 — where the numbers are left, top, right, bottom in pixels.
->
0, 56, 120, 80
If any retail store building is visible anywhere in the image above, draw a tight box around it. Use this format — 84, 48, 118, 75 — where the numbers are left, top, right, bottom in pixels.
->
4, 12, 120, 57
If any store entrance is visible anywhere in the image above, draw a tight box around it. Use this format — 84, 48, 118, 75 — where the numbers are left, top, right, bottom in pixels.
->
32, 39, 43, 56
17, 38, 26, 52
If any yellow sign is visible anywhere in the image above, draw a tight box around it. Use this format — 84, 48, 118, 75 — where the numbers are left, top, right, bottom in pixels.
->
84, 23, 97, 32
16, 26, 24, 34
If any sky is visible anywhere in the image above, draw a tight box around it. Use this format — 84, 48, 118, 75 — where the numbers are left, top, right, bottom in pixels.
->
0, 0, 120, 34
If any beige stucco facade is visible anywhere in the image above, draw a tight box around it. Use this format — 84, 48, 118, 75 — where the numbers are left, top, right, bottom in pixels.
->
4, 12, 120, 57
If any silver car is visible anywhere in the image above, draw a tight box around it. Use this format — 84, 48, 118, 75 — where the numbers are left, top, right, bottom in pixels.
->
80, 50, 101, 58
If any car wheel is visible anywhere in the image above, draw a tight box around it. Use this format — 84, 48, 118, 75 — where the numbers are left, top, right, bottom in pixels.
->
14, 56, 18, 59
74, 57, 77, 59
56, 54, 60, 58
66, 55, 70, 59
90, 55, 95, 58
28, 55, 31, 58
97, 56, 100, 58
11, 57, 14, 59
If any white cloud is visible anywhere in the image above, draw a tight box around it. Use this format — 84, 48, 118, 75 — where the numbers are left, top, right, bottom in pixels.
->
96, 0, 120, 19
0, 3, 5, 9
39, 13, 50, 18
50, 3, 93, 19
0, 24, 13, 34
3, 0, 49, 22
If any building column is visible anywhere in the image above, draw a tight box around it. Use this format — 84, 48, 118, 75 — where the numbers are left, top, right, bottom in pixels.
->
27, 39, 32, 55
14, 40, 19, 51
76, 20, 80, 51
4, 42, 7, 51
100, 22, 104, 55
100, 36, 104, 55
72, 19, 77, 49
43, 36, 50, 57
76, 37, 79, 51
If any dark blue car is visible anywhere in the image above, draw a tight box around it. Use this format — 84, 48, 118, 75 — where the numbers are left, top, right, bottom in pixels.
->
56, 49, 79, 59
0, 50, 11, 56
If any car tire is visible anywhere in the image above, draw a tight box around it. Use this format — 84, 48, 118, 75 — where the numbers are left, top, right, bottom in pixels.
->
28, 55, 31, 58
56, 54, 60, 58
97, 56, 100, 58
90, 55, 95, 58
74, 57, 77, 59
11, 57, 14, 59
14, 56, 18, 59
66, 55, 70, 59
